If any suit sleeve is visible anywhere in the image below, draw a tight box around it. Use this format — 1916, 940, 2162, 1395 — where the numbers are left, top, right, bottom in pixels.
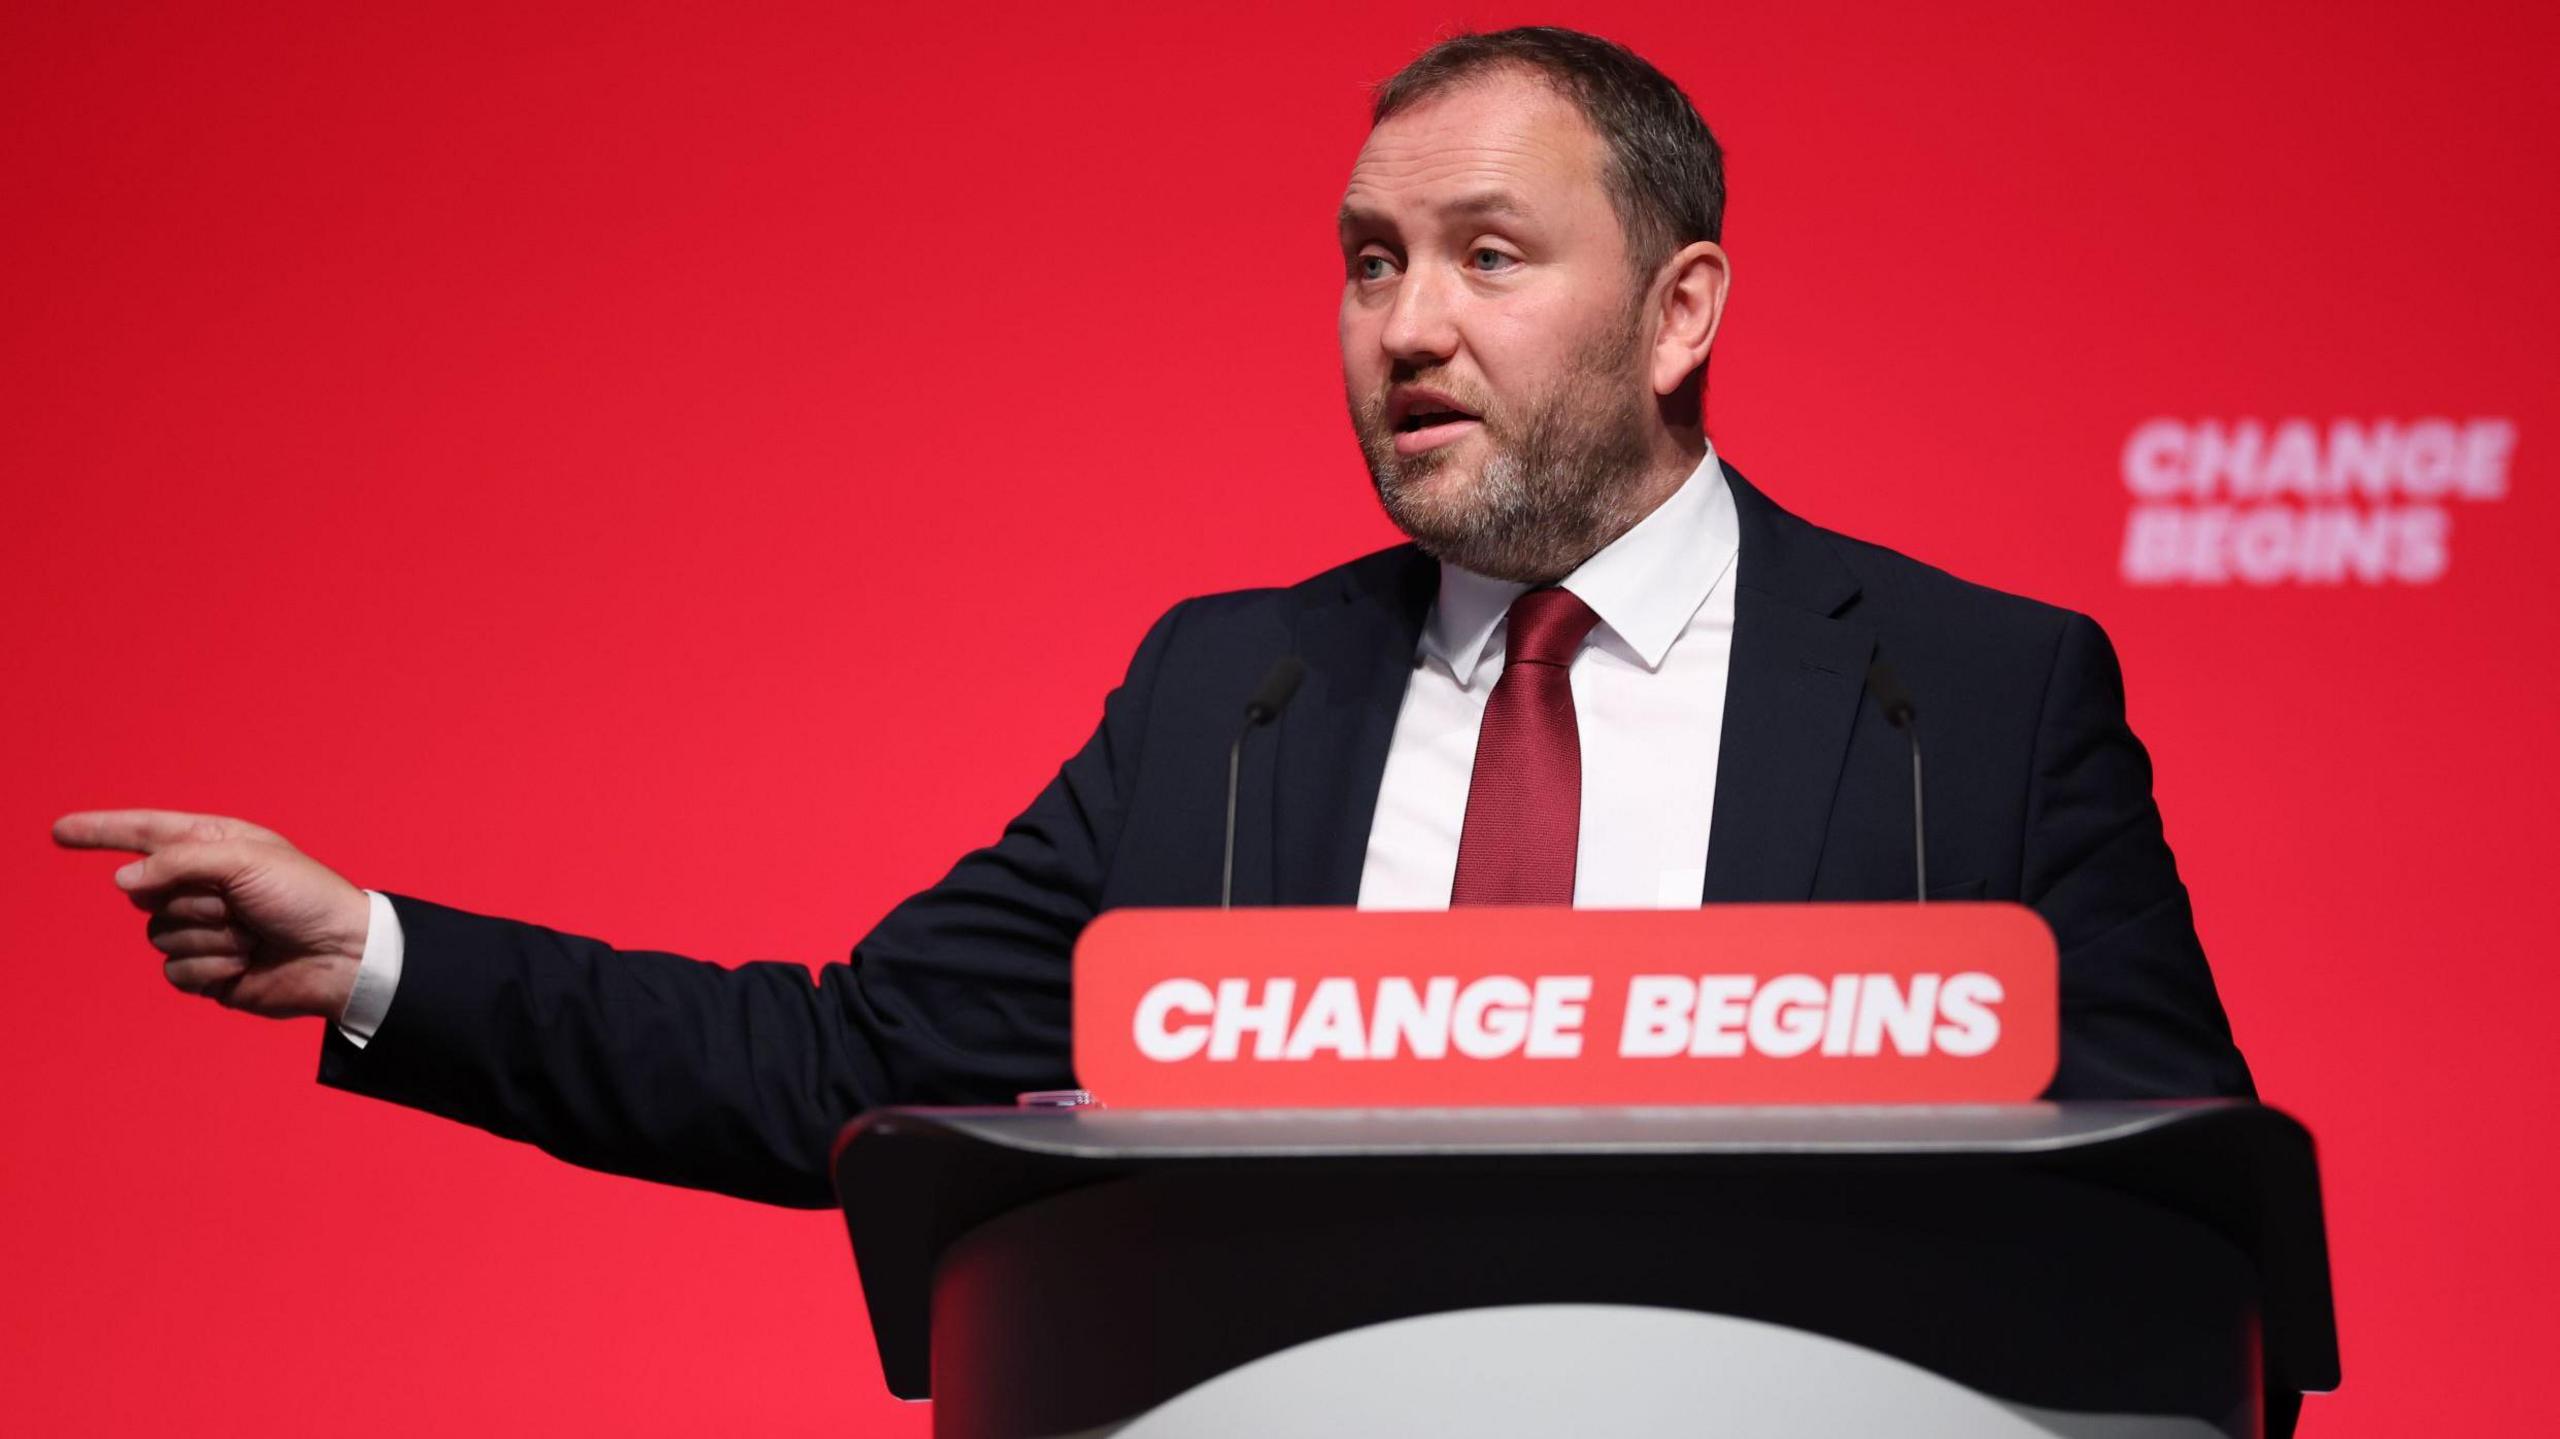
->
2024, 612, 2255, 1100
315, 601, 1192, 1208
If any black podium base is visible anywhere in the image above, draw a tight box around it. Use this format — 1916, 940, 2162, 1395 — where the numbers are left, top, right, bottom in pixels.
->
834, 1104, 2335, 1438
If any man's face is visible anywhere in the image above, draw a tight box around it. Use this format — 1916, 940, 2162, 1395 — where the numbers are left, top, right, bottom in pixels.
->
1339, 70, 1660, 583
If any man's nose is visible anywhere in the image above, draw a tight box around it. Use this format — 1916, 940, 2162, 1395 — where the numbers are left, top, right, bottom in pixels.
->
1379, 263, 1459, 364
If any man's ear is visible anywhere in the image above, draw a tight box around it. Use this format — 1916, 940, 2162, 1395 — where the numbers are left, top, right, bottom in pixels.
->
1651, 240, 1731, 406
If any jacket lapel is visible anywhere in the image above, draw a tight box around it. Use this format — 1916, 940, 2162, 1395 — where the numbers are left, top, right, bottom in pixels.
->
1270, 546, 1435, 905
1703, 466, 1874, 902
1259, 465, 1864, 908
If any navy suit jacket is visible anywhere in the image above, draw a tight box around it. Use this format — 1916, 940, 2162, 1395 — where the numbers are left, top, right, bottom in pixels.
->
321, 465, 2252, 1207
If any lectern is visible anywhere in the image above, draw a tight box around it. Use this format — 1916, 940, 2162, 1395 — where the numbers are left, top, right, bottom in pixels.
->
833, 1100, 2336, 1438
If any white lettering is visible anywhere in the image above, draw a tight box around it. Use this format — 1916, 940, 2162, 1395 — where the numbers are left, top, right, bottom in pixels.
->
1282, 977, 1371, 1060
2461, 418, 2515, 499
2398, 419, 2459, 497
2122, 418, 2508, 587
2394, 505, 2449, 583
1369, 976, 1457, 1059
2326, 419, 2394, 498
1525, 976, 1592, 1058
1851, 974, 1942, 1057
2230, 506, 2295, 585
2123, 418, 2188, 497
1133, 978, 1214, 1062
2119, 504, 2187, 584
1688, 976, 1756, 1058
2122, 502, 2457, 587
2257, 419, 2322, 498
1620, 975, 1695, 1059
1451, 976, 1533, 1059
1137, 972, 2016, 1067
1821, 973, 1860, 1056
1933, 972, 2004, 1057
2190, 419, 2264, 499
1746, 974, 1828, 1058
1207, 977, 1295, 1060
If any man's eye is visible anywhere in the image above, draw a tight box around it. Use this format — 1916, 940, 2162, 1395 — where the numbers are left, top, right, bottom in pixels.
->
1354, 254, 1396, 281
1471, 248, 1519, 271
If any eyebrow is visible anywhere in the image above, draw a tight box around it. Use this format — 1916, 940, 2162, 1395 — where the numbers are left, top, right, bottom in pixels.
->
1337, 189, 1534, 235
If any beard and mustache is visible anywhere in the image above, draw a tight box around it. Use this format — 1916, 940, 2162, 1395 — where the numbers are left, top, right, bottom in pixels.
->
1348, 300, 1658, 585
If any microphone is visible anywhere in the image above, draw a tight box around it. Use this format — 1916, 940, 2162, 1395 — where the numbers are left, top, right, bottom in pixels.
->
1223, 657, 1306, 908
1863, 660, 1927, 903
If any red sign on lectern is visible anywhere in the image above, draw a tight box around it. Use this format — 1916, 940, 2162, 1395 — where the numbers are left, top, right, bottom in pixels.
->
1071, 904, 2058, 1108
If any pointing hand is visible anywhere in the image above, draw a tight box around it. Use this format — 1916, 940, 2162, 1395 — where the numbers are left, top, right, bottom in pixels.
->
54, 810, 371, 1021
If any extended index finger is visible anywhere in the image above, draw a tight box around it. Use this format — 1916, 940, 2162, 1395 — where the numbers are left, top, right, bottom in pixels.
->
52, 810, 233, 854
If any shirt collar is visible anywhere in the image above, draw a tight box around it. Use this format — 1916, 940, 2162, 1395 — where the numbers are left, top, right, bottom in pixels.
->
1423, 444, 1740, 689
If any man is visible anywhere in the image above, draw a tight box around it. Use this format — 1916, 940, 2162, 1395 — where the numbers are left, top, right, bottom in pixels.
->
55, 28, 2251, 1210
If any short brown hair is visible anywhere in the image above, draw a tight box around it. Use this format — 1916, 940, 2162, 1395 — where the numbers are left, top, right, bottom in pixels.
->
1372, 27, 1726, 277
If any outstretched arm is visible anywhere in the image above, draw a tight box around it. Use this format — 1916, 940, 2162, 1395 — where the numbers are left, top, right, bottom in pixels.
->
58, 601, 1191, 1208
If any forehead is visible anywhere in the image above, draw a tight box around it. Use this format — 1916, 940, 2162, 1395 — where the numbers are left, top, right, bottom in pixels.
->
1340, 70, 1610, 226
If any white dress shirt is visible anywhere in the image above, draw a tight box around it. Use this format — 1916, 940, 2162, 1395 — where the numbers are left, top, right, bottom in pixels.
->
1358, 447, 1739, 910
337, 889, 403, 1047
337, 446, 1739, 1046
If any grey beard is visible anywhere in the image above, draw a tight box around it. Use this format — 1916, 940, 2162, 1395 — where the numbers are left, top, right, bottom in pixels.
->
1353, 343, 1658, 585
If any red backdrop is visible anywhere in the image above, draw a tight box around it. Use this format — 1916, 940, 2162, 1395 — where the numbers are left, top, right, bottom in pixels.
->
7, 1, 2555, 1431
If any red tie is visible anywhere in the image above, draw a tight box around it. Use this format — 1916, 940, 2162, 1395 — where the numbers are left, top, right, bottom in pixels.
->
1451, 587, 1603, 906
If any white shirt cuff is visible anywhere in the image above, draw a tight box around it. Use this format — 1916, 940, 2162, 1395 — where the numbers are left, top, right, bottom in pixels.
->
334, 889, 405, 1049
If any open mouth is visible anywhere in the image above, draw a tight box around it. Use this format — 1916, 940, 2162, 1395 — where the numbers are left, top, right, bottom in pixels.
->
1397, 406, 1476, 434
1388, 388, 1483, 455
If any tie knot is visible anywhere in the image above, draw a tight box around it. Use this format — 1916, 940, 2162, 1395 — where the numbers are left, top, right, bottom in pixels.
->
1503, 587, 1600, 669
